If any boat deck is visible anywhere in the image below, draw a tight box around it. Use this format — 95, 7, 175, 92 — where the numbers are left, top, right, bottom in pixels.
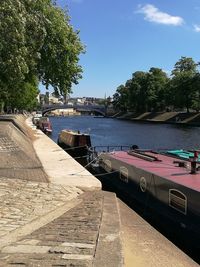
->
108, 151, 200, 192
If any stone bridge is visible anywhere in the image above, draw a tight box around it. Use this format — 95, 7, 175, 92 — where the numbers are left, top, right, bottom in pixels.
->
41, 104, 106, 116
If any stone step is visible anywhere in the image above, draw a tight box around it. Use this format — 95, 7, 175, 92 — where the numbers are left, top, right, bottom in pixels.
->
94, 191, 124, 267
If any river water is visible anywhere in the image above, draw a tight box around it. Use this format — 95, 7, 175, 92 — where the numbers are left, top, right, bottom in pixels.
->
49, 115, 200, 150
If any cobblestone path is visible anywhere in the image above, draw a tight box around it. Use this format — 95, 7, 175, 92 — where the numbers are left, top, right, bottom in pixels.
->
0, 191, 103, 267
0, 122, 48, 182
0, 178, 82, 241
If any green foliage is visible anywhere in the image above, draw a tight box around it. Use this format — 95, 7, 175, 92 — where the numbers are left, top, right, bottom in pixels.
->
8, 75, 39, 111
39, 4, 85, 99
146, 68, 169, 111
113, 69, 169, 113
0, 0, 84, 111
113, 57, 200, 113
113, 85, 128, 111
171, 57, 200, 112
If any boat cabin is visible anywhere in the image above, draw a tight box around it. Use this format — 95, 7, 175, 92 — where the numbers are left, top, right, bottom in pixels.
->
58, 130, 91, 148
57, 130, 91, 158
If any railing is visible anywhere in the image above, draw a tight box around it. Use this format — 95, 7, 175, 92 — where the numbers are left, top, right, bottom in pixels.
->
89, 145, 130, 153
88, 145, 131, 162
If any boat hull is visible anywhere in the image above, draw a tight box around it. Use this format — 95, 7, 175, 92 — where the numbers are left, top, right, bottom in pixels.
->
98, 151, 200, 248
57, 130, 91, 160
57, 140, 89, 158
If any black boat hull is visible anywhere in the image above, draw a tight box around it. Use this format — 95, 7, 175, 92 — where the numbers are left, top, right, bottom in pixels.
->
97, 154, 200, 249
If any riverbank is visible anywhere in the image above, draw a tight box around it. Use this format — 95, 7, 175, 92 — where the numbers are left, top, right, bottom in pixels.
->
113, 111, 200, 126
0, 115, 123, 266
0, 115, 198, 266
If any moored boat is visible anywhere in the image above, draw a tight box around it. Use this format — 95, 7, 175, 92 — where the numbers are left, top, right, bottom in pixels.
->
57, 129, 91, 158
96, 148, 200, 248
37, 117, 52, 134
32, 111, 42, 125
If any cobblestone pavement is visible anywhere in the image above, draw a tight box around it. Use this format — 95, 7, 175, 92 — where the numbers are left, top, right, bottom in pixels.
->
0, 190, 104, 267
0, 178, 82, 245
0, 121, 48, 182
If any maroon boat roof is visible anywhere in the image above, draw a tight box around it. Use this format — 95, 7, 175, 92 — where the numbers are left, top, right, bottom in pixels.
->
108, 151, 200, 192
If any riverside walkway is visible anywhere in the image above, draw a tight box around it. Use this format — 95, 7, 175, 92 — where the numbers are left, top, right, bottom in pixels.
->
0, 115, 198, 266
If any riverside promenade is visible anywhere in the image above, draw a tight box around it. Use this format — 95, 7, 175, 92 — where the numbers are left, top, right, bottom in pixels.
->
0, 115, 198, 267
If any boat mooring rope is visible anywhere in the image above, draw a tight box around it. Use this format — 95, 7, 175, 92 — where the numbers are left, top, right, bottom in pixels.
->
69, 153, 102, 175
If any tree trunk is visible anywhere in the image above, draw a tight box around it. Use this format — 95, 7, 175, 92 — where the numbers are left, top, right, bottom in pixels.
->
0, 102, 4, 114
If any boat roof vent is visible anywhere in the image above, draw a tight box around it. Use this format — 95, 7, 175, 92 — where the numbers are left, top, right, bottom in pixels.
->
127, 150, 161, 162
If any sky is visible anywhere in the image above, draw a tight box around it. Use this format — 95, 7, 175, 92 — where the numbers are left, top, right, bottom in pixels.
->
40, 0, 200, 98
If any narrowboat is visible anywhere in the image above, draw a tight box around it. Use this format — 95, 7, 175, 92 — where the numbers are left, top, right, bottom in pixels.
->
96, 148, 200, 248
37, 117, 52, 134
32, 111, 42, 125
57, 129, 91, 158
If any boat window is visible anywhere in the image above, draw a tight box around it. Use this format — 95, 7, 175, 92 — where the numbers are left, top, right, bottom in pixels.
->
169, 189, 187, 215
104, 160, 112, 172
120, 166, 128, 183
140, 177, 147, 192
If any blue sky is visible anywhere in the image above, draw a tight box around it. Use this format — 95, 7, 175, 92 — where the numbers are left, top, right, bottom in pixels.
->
40, 0, 200, 98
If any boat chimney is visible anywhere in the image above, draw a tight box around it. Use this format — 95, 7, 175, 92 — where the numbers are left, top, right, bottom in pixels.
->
190, 151, 198, 174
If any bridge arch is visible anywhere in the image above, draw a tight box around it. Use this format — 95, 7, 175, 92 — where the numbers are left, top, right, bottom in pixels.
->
41, 104, 106, 116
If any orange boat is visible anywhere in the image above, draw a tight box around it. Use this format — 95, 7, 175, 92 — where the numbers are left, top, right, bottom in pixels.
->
57, 129, 91, 158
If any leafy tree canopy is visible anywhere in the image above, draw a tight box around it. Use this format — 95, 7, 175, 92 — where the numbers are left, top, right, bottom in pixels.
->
112, 57, 200, 113
171, 57, 200, 112
0, 0, 84, 111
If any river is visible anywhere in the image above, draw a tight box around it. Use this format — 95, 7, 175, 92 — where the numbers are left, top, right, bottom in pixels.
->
49, 115, 200, 150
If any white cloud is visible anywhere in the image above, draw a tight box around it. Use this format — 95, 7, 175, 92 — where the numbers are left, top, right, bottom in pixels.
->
137, 4, 184, 26
194, 24, 200, 32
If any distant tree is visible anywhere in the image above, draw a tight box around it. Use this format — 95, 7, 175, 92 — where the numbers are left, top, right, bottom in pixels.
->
145, 68, 169, 111
171, 57, 200, 112
113, 69, 168, 113
112, 57, 200, 114
190, 73, 200, 111
129, 71, 148, 112
113, 85, 128, 111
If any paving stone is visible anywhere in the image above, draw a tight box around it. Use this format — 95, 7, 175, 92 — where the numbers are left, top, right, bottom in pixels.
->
0, 178, 82, 244
2, 245, 51, 254
0, 191, 104, 266
17, 239, 40, 245
61, 243, 94, 249
0, 121, 49, 183
62, 254, 93, 260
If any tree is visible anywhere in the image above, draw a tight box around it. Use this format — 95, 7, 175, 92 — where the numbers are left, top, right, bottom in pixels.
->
0, 0, 84, 111
39, 4, 85, 102
113, 85, 128, 111
171, 57, 200, 112
145, 68, 169, 111
130, 71, 148, 112
9, 76, 40, 111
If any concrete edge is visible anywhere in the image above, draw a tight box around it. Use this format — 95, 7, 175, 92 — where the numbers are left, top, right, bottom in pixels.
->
26, 117, 102, 190
93, 191, 124, 267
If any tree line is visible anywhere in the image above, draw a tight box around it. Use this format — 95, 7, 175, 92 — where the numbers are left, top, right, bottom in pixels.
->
112, 57, 200, 113
0, 0, 84, 112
